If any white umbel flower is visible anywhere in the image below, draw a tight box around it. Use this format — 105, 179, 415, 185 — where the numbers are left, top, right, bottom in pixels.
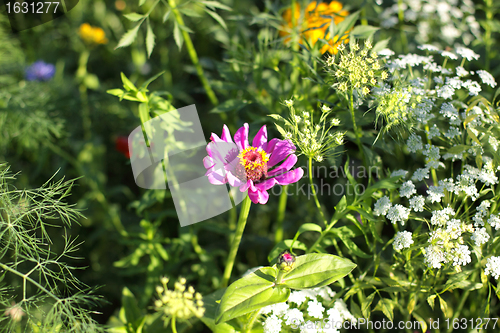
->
485, 256, 500, 280
393, 231, 414, 251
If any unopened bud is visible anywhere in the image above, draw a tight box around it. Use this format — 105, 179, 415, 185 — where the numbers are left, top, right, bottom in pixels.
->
277, 250, 296, 272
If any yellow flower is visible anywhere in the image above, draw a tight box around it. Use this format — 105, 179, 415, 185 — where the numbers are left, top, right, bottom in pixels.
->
79, 23, 108, 45
279, 1, 349, 54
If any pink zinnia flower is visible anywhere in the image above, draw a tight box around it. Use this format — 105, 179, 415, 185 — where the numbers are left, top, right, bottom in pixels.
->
204, 123, 303, 204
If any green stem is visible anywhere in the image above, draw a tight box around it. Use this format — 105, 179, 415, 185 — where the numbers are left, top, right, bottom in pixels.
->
397, 0, 409, 53
244, 310, 260, 333
0, 262, 59, 302
171, 316, 178, 333
168, 0, 219, 106
274, 185, 288, 243
221, 196, 252, 287
349, 91, 367, 168
424, 124, 438, 186
308, 157, 328, 228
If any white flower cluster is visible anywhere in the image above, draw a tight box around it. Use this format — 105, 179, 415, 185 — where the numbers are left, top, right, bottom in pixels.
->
261, 286, 354, 333
379, 0, 480, 46
485, 256, 500, 280
393, 231, 414, 251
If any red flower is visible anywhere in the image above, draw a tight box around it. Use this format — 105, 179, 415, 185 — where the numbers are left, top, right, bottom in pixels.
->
115, 136, 130, 158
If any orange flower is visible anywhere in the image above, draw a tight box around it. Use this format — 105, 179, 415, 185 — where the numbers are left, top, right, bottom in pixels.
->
280, 1, 349, 54
79, 23, 108, 45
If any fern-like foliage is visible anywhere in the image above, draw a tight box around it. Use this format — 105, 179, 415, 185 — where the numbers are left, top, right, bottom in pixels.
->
0, 164, 104, 332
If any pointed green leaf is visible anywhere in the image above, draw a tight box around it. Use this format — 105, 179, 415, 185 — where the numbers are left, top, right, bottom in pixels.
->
116, 22, 142, 49
215, 267, 290, 324
141, 71, 165, 90
124, 13, 145, 21
163, 9, 171, 23
201, 289, 238, 333
361, 292, 375, 318
173, 21, 184, 50
201, 0, 232, 11
205, 9, 227, 30
350, 25, 379, 39
120, 72, 137, 92
374, 298, 394, 321
121, 287, 142, 326
281, 253, 356, 289
146, 21, 156, 58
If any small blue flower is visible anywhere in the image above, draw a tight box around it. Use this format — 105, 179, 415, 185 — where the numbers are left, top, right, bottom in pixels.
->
25, 61, 56, 81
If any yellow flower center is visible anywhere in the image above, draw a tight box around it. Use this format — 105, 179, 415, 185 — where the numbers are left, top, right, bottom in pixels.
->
236, 147, 269, 182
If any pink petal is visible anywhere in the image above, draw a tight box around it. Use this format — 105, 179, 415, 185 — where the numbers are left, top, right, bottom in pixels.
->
240, 179, 256, 192
227, 171, 244, 187
273, 167, 304, 185
264, 138, 280, 154
255, 178, 278, 191
210, 132, 223, 142
206, 170, 227, 185
221, 124, 233, 142
248, 188, 270, 204
203, 156, 216, 169
252, 125, 267, 149
268, 154, 298, 177
234, 123, 249, 151
267, 140, 296, 167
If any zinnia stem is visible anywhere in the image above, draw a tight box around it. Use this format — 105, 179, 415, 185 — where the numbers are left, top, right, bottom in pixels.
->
167, 0, 219, 107
274, 185, 288, 243
308, 157, 328, 228
221, 196, 252, 287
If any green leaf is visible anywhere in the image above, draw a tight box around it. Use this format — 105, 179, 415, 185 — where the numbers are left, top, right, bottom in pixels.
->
141, 71, 165, 90
215, 267, 290, 324
201, 0, 232, 11
173, 21, 184, 50
163, 9, 171, 23
205, 9, 227, 30
439, 296, 450, 317
412, 312, 428, 333
209, 99, 251, 113
275, 124, 288, 139
201, 289, 238, 333
146, 21, 156, 58
107, 88, 125, 97
361, 292, 375, 318
446, 144, 470, 155
427, 294, 436, 310
124, 13, 145, 21
296, 223, 322, 237
139, 0, 146, 5
358, 176, 401, 202
335, 11, 360, 37
116, 22, 142, 49
374, 298, 395, 321
281, 253, 356, 289
120, 72, 137, 92
330, 228, 371, 258
371, 38, 390, 54
350, 25, 379, 39
120, 287, 142, 326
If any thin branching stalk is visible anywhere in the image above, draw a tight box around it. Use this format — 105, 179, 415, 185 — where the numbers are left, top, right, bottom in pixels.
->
167, 0, 219, 106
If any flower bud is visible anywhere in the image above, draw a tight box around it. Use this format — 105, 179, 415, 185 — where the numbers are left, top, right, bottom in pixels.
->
277, 250, 296, 272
